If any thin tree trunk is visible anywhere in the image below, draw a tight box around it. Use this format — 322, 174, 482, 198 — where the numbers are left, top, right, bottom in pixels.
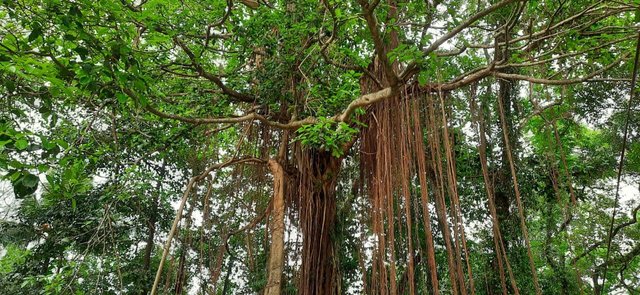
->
264, 159, 286, 295
141, 162, 164, 295
174, 199, 195, 294
141, 192, 159, 295
143, 194, 159, 272
221, 257, 235, 295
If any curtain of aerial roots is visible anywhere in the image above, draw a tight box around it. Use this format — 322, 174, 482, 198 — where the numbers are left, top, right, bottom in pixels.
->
296, 144, 341, 295
360, 85, 479, 294
470, 86, 518, 295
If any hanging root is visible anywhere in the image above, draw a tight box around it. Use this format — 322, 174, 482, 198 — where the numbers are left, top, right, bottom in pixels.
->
359, 84, 482, 294
296, 146, 341, 295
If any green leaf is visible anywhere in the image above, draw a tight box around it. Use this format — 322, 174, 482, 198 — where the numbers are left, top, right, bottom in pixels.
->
22, 173, 39, 188
116, 92, 128, 104
69, 5, 82, 17
56, 139, 69, 149
11, 172, 38, 198
418, 71, 428, 86
15, 139, 28, 150
74, 47, 89, 60
37, 164, 49, 173
20, 280, 30, 288
28, 25, 42, 42
41, 138, 57, 150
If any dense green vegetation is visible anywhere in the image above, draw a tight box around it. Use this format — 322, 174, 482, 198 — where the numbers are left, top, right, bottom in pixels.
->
1, 0, 639, 294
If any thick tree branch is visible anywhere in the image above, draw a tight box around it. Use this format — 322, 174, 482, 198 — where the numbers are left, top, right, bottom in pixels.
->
571, 203, 640, 265
139, 49, 626, 131
500, 35, 636, 69
400, 0, 521, 81
135, 87, 397, 129
319, 0, 382, 88
492, 52, 630, 85
334, 87, 396, 121
359, 0, 398, 86
423, 0, 521, 56
174, 37, 256, 103
596, 242, 640, 272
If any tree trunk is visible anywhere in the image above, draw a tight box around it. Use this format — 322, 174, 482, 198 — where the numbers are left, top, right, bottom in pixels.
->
141, 165, 163, 295
264, 159, 286, 295
221, 257, 235, 295
297, 149, 342, 295
495, 57, 516, 250
142, 199, 158, 272
175, 197, 195, 294
593, 273, 602, 295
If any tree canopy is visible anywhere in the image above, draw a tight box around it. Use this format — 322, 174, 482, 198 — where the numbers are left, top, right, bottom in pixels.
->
1, 0, 640, 294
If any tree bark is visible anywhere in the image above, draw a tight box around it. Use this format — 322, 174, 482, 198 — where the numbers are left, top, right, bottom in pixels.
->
175, 196, 195, 294
142, 197, 158, 272
141, 165, 163, 295
264, 159, 286, 295
495, 51, 516, 250
297, 150, 342, 295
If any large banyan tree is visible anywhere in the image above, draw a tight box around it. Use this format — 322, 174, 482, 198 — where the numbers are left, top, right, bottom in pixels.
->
1, 0, 640, 294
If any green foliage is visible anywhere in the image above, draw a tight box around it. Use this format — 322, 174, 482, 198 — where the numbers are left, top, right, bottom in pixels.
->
387, 43, 422, 64
0, 244, 29, 274
296, 118, 359, 157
